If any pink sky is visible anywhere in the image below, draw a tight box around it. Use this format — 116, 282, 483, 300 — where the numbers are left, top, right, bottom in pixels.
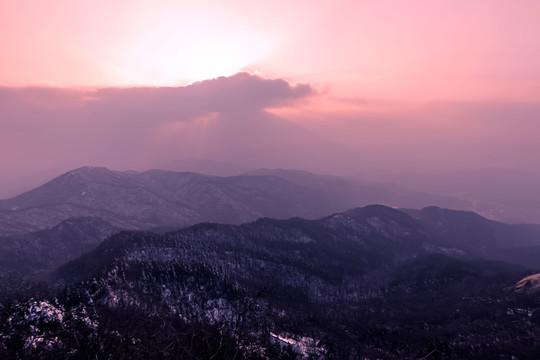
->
1, 1, 540, 197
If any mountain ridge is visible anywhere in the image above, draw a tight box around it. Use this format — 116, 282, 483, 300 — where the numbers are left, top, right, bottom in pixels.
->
2, 204, 537, 359
0, 166, 480, 237
0, 167, 348, 236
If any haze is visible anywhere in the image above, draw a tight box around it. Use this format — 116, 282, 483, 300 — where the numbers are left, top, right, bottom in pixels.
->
2, 0, 540, 198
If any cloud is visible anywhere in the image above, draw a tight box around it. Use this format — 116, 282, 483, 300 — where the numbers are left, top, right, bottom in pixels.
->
84, 72, 313, 122
0, 71, 313, 118
0, 73, 314, 178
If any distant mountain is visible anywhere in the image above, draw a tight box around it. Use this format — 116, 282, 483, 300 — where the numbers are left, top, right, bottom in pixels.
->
247, 168, 472, 212
390, 168, 540, 224
162, 157, 250, 177
0, 216, 117, 276
3, 198, 540, 292
0, 166, 477, 238
403, 206, 540, 267
0, 167, 351, 236
0, 217, 117, 302
1, 205, 537, 359
55, 205, 436, 286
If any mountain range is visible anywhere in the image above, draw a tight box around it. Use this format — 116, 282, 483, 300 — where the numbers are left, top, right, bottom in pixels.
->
0, 167, 339, 235
0, 166, 473, 237
4, 165, 540, 226
1, 205, 539, 358
2, 167, 540, 292
391, 168, 540, 224
1, 166, 540, 358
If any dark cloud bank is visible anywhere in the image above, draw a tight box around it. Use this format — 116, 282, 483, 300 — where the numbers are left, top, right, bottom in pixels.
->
0, 73, 316, 182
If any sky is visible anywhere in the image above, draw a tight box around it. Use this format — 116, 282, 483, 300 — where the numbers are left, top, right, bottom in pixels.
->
1, 0, 540, 197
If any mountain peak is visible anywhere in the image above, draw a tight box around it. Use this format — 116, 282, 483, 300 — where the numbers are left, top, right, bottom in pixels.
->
70, 165, 108, 172
344, 204, 403, 219
65, 166, 118, 180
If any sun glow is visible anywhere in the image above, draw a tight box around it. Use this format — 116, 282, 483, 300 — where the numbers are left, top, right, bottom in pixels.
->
112, 11, 272, 86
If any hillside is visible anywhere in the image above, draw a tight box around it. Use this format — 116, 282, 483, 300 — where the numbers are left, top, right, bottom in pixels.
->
1, 206, 539, 358
0, 167, 347, 236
